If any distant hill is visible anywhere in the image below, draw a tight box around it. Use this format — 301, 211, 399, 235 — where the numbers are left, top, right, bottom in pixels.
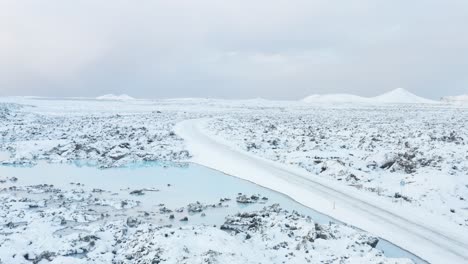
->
96, 94, 135, 101
302, 94, 369, 104
441, 94, 468, 104
371, 88, 438, 104
302, 88, 438, 104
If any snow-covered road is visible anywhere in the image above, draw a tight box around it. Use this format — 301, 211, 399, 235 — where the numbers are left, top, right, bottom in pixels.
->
175, 118, 468, 264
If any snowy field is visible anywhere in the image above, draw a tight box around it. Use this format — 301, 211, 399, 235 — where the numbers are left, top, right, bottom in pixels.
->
206, 105, 468, 230
0, 96, 467, 263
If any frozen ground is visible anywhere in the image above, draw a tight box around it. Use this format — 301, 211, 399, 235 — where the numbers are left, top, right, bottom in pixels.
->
0, 100, 195, 168
0, 96, 467, 263
177, 116, 468, 264
204, 106, 468, 230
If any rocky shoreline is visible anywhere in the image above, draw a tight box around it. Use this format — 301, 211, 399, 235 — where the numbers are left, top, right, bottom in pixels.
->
0, 175, 413, 264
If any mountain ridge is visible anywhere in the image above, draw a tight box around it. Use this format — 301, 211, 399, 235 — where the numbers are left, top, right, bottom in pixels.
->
302, 88, 438, 104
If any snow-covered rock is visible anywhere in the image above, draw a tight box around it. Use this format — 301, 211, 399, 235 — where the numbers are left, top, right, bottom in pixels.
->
0, 178, 412, 264
0, 95, 465, 263
206, 106, 468, 230
0, 103, 193, 168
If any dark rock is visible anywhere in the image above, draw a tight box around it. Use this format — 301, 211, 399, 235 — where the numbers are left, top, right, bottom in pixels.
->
187, 202, 204, 213
273, 242, 288, 250
347, 174, 360, 182
366, 237, 379, 248
126, 217, 139, 228
6, 222, 17, 229
24, 251, 56, 264
236, 194, 260, 204
380, 160, 395, 169
316, 232, 328, 240
80, 235, 100, 243
130, 189, 144, 196
159, 207, 173, 214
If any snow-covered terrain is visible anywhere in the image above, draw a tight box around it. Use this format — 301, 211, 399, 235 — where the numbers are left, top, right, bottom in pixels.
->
302, 88, 439, 104
96, 94, 135, 101
205, 107, 468, 230
302, 94, 369, 104
441, 94, 468, 104
0, 96, 467, 263
371, 88, 438, 104
177, 117, 468, 263
0, 163, 413, 264
0, 101, 193, 168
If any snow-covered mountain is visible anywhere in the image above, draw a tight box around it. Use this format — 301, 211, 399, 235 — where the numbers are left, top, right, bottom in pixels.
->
96, 94, 135, 101
441, 94, 468, 104
371, 88, 438, 104
302, 94, 369, 104
302, 88, 438, 104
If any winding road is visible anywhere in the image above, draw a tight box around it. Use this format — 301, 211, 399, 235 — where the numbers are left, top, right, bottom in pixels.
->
175, 118, 468, 264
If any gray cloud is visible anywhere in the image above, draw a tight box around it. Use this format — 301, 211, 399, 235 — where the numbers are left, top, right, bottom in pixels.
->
1, 0, 467, 99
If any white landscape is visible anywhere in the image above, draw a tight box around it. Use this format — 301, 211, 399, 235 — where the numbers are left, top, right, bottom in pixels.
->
2, 1, 468, 263
0, 92, 467, 264
95, 94, 136, 101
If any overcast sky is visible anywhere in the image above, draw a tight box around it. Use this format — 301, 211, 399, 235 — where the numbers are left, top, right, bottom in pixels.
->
1, 0, 467, 100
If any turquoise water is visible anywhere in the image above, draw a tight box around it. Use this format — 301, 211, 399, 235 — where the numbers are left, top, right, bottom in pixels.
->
0, 161, 427, 263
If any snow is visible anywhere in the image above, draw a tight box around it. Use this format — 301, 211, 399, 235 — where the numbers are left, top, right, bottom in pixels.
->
176, 115, 468, 264
96, 94, 135, 101
302, 88, 438, 105
372, 88, 438, 104
0, 164, 413, 264
203, 107, 468, 229
0, 96, 467, 263
441, 94, 468, 104
302, 94, 369, 104
0, 102, 194, 168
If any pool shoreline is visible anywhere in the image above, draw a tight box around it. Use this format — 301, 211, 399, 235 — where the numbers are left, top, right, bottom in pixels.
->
0, 161, 427, 263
